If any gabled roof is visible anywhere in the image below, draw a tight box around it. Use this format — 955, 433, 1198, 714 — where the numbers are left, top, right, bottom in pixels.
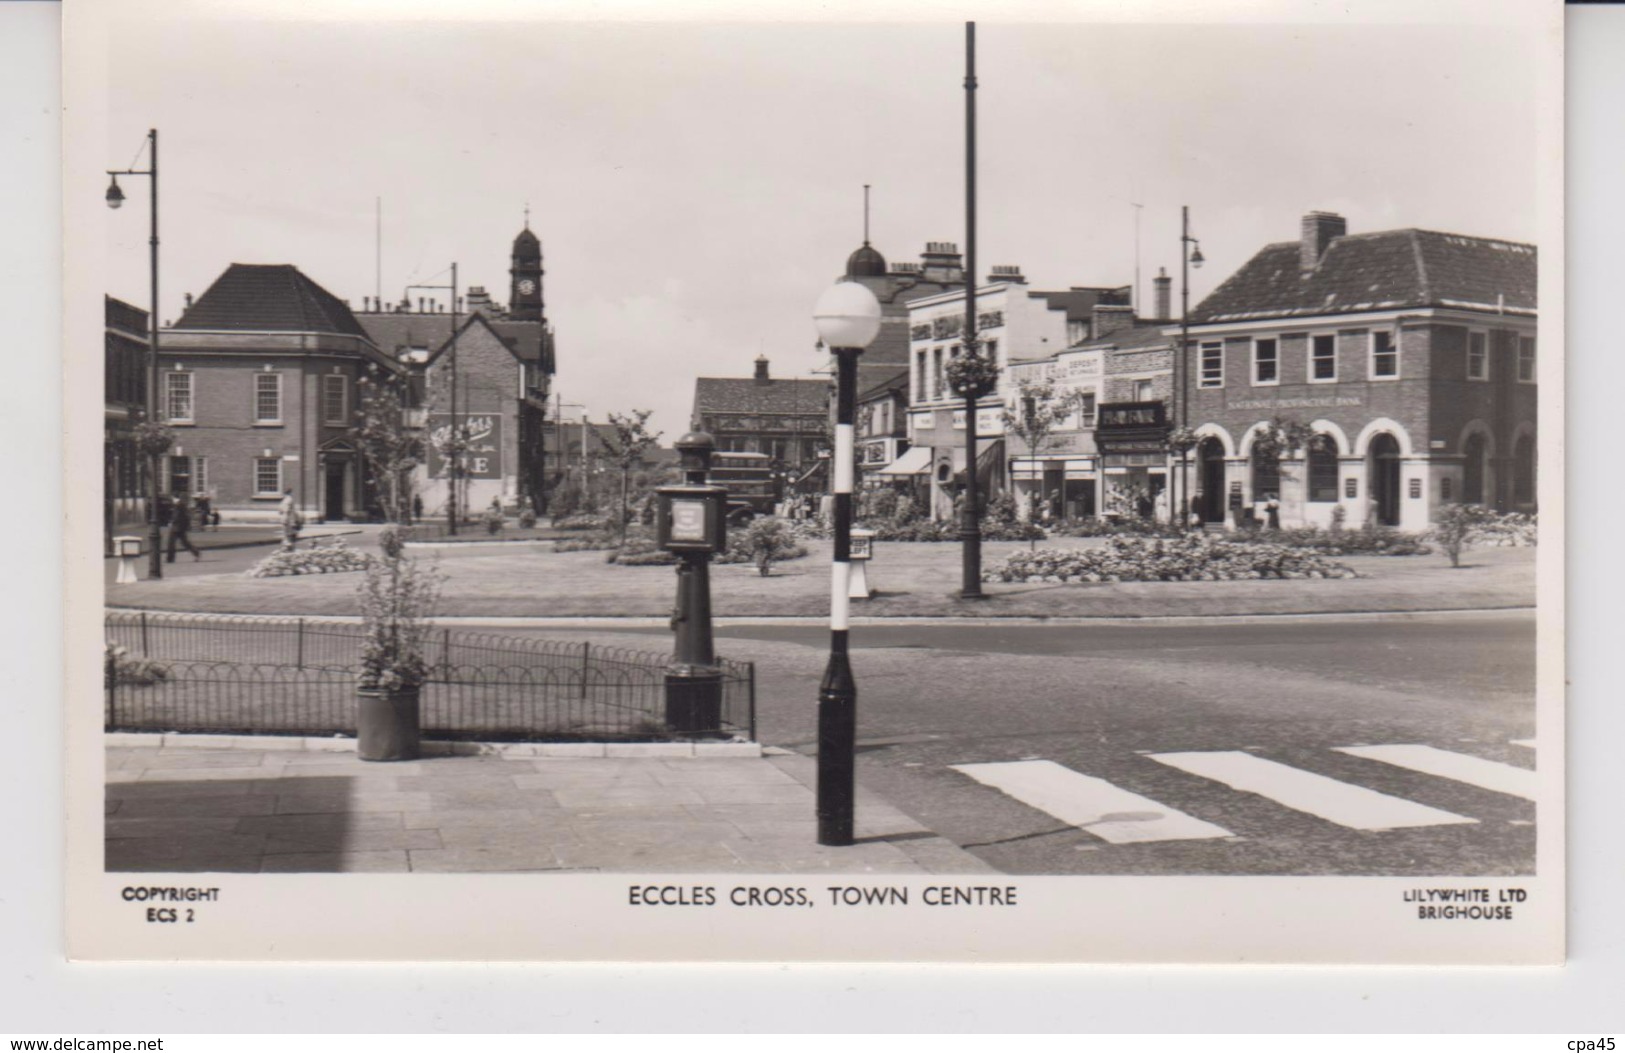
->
1191, 229, 1537, 324
416, 313, 529, 368
693, 376, 830, 417
1075, 322, 1170, 353
174, 264, 369, 337
358, 311, 550, 366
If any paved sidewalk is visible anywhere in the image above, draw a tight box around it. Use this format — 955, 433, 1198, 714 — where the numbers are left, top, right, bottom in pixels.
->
104, 742, 995, 875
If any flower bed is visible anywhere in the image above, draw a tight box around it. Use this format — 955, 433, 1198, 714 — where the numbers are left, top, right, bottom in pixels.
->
1259, 524, 1431, 556
984, 535, 1356, 584
1463, 510, 1538, 547
247, 538, 374, 578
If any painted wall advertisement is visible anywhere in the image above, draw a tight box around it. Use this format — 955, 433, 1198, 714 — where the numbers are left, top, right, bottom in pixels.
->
426, 413, 503, 479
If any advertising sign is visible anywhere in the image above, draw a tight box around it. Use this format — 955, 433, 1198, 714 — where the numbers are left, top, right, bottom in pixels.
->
426, 413, 502, 479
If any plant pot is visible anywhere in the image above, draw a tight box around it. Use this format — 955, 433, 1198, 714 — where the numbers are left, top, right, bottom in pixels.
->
356, 686, 421, 761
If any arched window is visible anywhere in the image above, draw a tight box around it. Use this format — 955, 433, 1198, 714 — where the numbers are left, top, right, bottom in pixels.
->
1513, 434, 1536, 506
1463, 432, 1488, 504
1307, 434, 1339, 502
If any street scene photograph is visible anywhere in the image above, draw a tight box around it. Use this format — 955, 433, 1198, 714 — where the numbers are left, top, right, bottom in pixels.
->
79, 2, 1552, 908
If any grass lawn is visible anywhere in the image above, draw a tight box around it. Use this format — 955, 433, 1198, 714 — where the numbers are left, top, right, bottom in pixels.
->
107, 535, 1538, 619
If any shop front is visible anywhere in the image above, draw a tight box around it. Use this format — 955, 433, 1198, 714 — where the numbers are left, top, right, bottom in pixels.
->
1095, 401, 1170, 521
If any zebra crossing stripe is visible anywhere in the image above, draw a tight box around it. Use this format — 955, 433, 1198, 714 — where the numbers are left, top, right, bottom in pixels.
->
1333, 744, 1538, 801
950, 760, 1233, 844
1146, 751, 1477, 831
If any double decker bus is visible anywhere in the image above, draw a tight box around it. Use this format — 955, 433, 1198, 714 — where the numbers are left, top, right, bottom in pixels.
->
709, 451, 777, 524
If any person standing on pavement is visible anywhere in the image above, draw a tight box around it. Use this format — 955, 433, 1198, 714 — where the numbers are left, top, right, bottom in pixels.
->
165, 493, 201, 562
1265, 492, 1281, 531
279, 488, 302, 549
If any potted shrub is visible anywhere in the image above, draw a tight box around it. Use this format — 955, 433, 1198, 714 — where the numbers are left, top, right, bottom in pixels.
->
354, 527, 442, 761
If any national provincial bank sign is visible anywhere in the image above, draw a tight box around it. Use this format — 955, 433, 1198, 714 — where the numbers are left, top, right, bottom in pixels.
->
1227, 395, 1364, 411
427, 413, 503, 479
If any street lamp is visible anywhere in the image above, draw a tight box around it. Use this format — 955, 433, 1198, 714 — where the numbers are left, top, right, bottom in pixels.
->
106, 129, 163, 580
811, 278, 882, 847
1177, 205, 1203, 529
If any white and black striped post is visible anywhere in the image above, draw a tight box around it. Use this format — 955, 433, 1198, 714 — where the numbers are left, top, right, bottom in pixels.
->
812, 279, 882, 847
819, 345, 861, 845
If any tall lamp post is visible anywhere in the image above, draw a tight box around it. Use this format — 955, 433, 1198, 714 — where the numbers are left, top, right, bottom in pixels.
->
1177, 205, 1204, 526
955, 20, 994, 600
106, 129, 164, 581
811, 279, 882, 847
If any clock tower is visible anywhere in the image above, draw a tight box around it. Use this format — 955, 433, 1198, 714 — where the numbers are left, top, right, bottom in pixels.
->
509, 217, 544, 322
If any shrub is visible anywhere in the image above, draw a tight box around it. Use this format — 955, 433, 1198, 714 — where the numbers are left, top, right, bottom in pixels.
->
1430, 503, 1474, 568
736, 516, 804, 576
984, 534, 1356, 584
1265, 523, 1431, 557
248, 537, 373, 578
355, 546, 443, 692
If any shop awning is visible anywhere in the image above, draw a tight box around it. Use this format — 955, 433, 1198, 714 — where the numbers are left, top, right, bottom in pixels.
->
876, 446, 933, 476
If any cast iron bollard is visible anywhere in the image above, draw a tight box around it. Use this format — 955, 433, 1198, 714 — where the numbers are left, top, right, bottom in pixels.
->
656, 431, 728, 736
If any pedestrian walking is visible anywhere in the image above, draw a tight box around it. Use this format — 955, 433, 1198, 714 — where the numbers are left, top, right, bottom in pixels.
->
165, 494, 201, 562
411, 494, 423, 523
1265, 492, 1281, 531
279, 488, 302, 549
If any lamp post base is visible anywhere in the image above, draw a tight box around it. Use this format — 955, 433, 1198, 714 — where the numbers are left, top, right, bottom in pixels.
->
815, 641, 857, 847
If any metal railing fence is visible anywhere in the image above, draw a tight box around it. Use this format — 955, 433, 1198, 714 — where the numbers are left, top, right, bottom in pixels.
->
105, 612, 754, 741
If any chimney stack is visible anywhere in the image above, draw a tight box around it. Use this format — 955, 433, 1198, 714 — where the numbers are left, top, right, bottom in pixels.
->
919, 241, 965, 285
1092, 304, 1136, 340
1153, 268, 1171, 322
989, 264, 1026, 285
1301, 211, 1347, 271
184, 292, 194, 310
754, 355, 771, 384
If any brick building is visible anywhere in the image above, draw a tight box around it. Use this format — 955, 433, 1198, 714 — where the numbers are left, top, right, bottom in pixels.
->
1180, 211, 1538, 530
355, 224, 557, 514
104, 296, 150, 548
692, 356, 829, 485
161, 264, 406, 521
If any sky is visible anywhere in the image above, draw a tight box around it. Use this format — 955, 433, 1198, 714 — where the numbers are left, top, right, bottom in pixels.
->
96, 6, 1543, 439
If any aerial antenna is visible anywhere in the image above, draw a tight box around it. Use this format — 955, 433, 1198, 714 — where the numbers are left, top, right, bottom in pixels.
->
375, 197, 382, 309
523, 201, 531, 229
1129, 199, 1143, 315
863, 184, 871, 245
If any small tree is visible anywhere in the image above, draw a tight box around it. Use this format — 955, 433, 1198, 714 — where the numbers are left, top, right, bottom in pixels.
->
1250, 415, 1316, 468
353, 372, 422, 525
1000, 378, 1074, 549
739, 516, 801, 577
599, 409, 663, 543
1431, 502, 1478, 568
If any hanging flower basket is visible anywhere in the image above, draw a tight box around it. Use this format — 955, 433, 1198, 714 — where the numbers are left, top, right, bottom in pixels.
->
945, 350, 1000, 400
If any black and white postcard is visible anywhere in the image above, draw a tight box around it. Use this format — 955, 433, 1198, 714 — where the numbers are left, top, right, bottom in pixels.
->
63, 0, 1564, 963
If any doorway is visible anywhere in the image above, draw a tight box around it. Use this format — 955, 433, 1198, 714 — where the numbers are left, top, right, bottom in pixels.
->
1198, 438, 1226, 523
324, 460, 347, 522
1368, 433, 1401, 526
